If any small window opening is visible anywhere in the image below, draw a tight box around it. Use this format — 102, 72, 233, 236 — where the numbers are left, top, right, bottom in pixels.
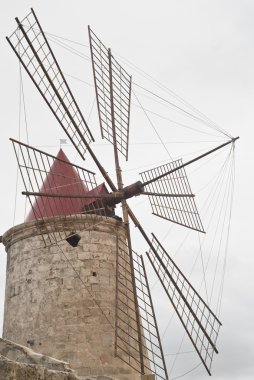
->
66, 232, 81, 247
92, 271, 97, 277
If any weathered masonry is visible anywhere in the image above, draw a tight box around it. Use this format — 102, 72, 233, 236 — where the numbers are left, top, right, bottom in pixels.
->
2, 215, 143, 380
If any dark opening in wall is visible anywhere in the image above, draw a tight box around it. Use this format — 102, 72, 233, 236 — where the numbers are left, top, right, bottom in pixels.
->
92, 271, 97, 277
65, 232, 81, 247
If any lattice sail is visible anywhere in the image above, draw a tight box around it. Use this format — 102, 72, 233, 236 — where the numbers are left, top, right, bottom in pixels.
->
140, 159, 205, 232
116, 237, 168, 380
147, 234, 221, 375
89, 27, 132, 160
7, 9, 94, 160
11, 139, 106, 247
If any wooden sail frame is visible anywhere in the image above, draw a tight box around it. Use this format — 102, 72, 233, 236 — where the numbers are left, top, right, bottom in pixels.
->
146, 234, 222, 375
116, 237, 168, 379
7, 9, 94, 160
140, 159, 205, 233
88, 26, 132, 160
11, 138, 106, 247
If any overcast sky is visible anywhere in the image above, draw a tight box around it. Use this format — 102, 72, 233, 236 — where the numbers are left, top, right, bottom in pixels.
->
0, 1, 253, 379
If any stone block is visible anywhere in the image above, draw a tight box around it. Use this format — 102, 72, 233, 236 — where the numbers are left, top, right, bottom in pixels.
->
141, 374, 156, 380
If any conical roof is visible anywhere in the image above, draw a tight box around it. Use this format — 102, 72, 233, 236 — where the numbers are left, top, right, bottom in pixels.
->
26, 149, 89, 221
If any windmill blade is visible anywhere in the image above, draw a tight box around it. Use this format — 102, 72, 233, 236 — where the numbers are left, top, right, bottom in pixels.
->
146, 234, 221, 375
7, 9, 94, 160
88, 29, 154, 376
11, 138, 107, 247
140, 159, 205, 233
88, 27, 132, 160
116, 237, 168, 380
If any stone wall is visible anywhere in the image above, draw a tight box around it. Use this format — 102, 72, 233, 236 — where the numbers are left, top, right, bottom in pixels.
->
2, 215, 141, 380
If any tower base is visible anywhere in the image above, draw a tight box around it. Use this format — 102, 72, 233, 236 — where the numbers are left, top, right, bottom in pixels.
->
2, 215, 142, 380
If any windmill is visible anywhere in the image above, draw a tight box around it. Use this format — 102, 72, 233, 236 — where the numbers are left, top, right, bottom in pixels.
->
5, 8, 238, 380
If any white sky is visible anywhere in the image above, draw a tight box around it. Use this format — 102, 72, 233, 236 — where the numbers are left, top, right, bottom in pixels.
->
0, 1, 253, 379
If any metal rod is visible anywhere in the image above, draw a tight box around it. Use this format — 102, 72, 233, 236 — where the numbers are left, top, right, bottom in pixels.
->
146, 245, 219, 352
140, 255, 169, 380
88, 25, 104, 141
143, 137, 239, 187
9, 138, 95, 174
152, 212, 205, 234
151, 233, 221, 325
126, 75, 132, 161
147, 253, 212, 376
21, 191, 122, 200
31, 8, 95, 143
114, 231, 120, 358
117, 175, 146, 372
108, 47, 144, 374
108, 48, 123, 191
142, 192, 195, 198
13, 18, 84, 147
6, 36, 86, 161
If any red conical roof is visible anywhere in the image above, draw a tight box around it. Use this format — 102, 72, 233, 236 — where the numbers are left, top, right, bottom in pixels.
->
26, 149, 89, 222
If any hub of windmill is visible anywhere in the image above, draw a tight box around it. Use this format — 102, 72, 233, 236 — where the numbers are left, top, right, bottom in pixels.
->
105, 181, 144, 206
82, 181, 144, 216
103, 181, 144, 206
122, 180, 144, 200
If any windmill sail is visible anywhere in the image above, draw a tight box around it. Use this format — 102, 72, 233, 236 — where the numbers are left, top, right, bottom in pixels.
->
7, 9, 94, 160
147, 234, 221, 375
11, 139, 106, 247
140, 159, 205, 233
89, 27, 132, 160
116, 237, 168, 379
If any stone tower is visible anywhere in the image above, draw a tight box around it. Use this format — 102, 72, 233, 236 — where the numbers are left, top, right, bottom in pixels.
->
1, 150, 144, 380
